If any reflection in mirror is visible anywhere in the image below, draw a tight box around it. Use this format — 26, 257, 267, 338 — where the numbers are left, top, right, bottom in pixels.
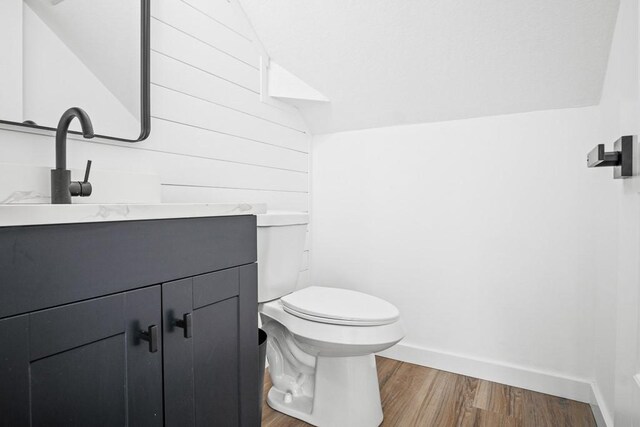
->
0, 0, 149, 141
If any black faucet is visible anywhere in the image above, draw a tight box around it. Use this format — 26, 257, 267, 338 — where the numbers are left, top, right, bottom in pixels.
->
51, 108, 95, 204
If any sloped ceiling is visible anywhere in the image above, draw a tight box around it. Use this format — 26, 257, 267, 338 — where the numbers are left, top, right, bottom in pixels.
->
238, 0, 619, 134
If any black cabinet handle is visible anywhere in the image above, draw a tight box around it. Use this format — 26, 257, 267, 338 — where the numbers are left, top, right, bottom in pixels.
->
175, 313, 192, 338
139, 325, 158, 353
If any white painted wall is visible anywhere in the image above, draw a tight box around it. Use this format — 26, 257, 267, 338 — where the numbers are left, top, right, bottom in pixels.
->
0, 0, 311, 284
311, 107, 612, 402
311, 2, 640, 423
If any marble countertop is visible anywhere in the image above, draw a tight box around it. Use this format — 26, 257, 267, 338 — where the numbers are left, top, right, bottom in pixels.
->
0, 202, 267, 227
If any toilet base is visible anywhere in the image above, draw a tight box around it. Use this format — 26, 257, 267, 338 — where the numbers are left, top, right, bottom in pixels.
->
267, 354, 384, 427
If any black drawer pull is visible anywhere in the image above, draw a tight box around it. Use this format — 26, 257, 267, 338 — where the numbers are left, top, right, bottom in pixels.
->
139, 325, 158, 353
175, 313, 192, 338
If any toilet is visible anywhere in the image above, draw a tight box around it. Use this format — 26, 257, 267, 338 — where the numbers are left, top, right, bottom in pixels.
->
257, 212, 405, 427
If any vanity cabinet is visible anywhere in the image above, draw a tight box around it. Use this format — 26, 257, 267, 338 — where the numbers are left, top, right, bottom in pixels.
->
0, 287, 164, 427
163, 266, 257, 427
0, 216, 259, 427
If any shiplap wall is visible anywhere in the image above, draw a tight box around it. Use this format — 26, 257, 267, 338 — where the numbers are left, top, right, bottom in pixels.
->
0, 0, 311, 283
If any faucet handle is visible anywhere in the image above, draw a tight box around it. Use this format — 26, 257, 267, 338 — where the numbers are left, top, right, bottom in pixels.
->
83, 160, 92, 183
69, 160, 93, 198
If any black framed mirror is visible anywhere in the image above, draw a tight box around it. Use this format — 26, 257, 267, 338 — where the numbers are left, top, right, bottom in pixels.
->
0, 0, 150, 142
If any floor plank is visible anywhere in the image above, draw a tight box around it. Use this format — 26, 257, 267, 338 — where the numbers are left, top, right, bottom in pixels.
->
261, 356, 596, 427
567, 399, 598, 427
460, 408, 520, 427
455, 375, 480, 426
376, 356, 402, 390
410, 370, 472, 426
473, 380, 523, 419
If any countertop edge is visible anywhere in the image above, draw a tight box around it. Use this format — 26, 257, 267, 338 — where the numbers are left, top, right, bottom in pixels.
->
0, 202, 268, 228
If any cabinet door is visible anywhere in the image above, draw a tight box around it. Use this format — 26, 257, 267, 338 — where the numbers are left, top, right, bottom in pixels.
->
163, 264, 258, 427
0, 286, 163, 427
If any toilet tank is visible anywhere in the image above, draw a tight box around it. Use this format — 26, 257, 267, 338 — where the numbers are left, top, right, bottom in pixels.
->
257, 212, 309, 303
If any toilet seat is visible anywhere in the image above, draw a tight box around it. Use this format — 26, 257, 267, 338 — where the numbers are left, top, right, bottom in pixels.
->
259, 298, 404, 351
281, 286, 400, 326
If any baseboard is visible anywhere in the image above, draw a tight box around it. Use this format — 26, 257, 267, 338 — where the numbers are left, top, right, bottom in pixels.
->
589, 383, 613, 427
378, 342, 594, 404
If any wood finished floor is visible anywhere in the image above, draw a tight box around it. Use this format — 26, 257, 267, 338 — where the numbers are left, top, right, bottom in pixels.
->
261, 356, 596, 427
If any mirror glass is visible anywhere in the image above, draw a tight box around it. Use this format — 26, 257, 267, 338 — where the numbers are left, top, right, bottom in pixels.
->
0, 0, 149, 142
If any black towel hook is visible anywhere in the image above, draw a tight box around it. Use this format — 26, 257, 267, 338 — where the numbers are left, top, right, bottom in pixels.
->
587, 135, 634, 179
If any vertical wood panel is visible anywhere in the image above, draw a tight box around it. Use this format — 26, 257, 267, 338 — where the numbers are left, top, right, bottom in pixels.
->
125, 286, 164, 427
238, 264, 259, 426
0, 315, 30, 427
162, 278, 196, 427
193, 298, 240, 425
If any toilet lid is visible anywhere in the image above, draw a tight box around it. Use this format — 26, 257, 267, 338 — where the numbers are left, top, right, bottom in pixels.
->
280, 287, 400, 326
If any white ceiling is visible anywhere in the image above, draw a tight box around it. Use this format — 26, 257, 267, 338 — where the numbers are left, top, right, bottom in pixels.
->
238, 0, 619, 134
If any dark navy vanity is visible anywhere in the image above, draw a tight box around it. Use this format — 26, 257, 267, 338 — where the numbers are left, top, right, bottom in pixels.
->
0, 213, 259, 426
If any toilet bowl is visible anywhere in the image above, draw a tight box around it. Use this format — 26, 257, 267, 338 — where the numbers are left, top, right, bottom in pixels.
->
257, 212, 404, 427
